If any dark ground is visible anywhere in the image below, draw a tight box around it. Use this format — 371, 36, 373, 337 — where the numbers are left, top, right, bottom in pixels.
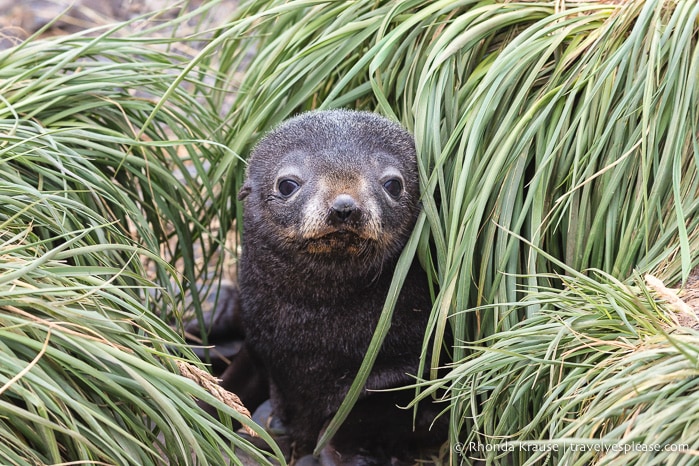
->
0, 0, 237, 49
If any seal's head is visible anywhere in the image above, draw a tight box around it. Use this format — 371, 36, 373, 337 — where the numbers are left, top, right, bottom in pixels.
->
238, 109, 420, 271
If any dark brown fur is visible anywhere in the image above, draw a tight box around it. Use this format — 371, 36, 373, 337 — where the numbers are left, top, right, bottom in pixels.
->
235, 110, 446, 464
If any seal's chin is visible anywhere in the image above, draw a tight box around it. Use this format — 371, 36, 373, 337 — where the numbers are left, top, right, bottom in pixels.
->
303, 231, 369, 255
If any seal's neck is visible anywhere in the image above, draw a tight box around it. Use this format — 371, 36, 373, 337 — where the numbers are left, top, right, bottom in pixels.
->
246, 243, 395, 300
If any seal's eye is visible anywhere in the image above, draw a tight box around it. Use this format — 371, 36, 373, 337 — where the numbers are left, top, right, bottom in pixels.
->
278, 179, 300, 197
383, 178, 402, 198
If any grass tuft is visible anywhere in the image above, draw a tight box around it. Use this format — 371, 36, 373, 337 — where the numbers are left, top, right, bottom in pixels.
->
0, 9, 283, 464
188, 0, 699, 461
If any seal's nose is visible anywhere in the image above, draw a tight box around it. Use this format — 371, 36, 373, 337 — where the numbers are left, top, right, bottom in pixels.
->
330, 194, 357, 222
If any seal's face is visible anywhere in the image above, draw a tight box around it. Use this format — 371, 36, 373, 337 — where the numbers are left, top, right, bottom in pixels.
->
271, 148, 410, 257
239, 110, 420, 269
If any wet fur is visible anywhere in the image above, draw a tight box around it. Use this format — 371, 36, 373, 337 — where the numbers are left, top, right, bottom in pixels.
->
234, 110, 446, 464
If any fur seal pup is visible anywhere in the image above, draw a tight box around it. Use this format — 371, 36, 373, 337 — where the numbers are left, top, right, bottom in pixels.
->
236, 109, 446, 465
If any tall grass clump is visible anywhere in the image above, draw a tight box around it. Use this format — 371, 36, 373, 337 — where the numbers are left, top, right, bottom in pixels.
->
181, 0, 699, 462
0, 10, 284, 465
417, 268, 699, 465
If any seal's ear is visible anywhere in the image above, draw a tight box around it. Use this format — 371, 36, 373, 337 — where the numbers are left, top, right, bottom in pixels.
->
238, 182, 252, 201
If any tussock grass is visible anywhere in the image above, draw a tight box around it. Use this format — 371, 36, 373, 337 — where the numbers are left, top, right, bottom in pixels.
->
418, 270, 699, 465
0, 10, 283, 465
0, 224, 282, 465
186, 0, 699, 462
2, 0, 698, 464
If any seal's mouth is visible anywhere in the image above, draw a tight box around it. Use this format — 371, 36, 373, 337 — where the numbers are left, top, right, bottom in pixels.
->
303, 230, 369, 254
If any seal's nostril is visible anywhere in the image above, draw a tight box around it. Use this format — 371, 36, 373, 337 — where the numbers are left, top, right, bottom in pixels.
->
333, 208, 352, 220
